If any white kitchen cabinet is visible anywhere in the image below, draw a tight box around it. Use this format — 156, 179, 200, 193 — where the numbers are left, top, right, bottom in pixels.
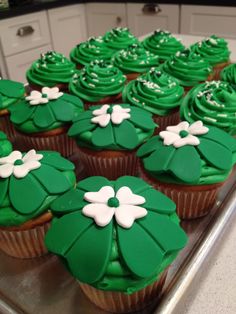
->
86, 2, 127, 37
127, 3, 180, 37
181, 5, 236, 38
6, 44, 52, 82
48, 4, 87, 57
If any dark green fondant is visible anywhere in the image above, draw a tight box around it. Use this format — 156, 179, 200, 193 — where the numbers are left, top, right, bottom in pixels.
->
0, 79, 25, 110
0, 132, 12, 157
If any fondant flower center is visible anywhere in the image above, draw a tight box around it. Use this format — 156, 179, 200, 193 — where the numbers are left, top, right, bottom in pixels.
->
14, 159, 24, 166
42, 93, 48, 98
179, 130, 189, 138
107, 197, 120, 208
107, 107, 113, 114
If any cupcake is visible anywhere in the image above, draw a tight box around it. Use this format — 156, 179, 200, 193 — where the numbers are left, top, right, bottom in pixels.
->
161, 49, 213, 92
26, 51, 76, 92
112, 43, 159, 81
220, 63, 236, 87
68, 104, 156, 179
180, 81, 236, 136
143, 29, 185, 63
10, 87, 84, 156
138, 120, 236, 219
0, 149, 75, 258
69, 60, 126, 109
0, 79, 25, 140
103, 27, 138, 51
70, 36, 114, 69
45, 175, 187, 313
0, 131, 12, 157
191, 35, 230, 79
123, 68, 184, 132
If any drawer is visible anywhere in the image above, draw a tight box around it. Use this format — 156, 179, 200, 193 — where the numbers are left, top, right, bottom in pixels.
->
5, 44, 52, 82
0, 11, 51, 56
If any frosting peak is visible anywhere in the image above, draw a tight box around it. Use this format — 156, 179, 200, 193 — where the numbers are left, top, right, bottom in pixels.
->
103, 27, 138, 50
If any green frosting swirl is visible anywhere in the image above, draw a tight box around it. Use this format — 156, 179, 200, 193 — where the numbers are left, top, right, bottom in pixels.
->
220, 63, 236, 86
191, 35, 230, 66
103, 27, 138, 50
70, 36, 114, 67
0, 80, 25, 110
123, 68, 184, 115
69, 60, 126, 102
0, 132, 12, 157
143, 29, 185, 62
26, 51, 76, 87
161, 49, 213, 87
112, 43, 159, 74
180, 81, 236, 135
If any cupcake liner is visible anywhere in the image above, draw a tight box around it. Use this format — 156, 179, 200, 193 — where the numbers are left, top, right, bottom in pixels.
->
15, 130, 76, 157
139, 166, 222, 219
213, 61, 231, 80
79, 270, 167, 313
84, 93, 122, 110
154, 109, 180, 134
77, 146, 138, 180
0, 221, 50, 259
126, 72, 141, 82
0, 112, 17, 141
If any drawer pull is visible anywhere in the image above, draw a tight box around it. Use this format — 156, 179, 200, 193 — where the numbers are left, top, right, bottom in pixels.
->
116, 16, 122, 25
142, 3, 162, 14
16, 25, 35, 37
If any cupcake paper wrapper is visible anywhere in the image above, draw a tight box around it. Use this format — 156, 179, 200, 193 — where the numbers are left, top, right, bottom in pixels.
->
77, 147, 138, 180
139, 167, 222, 219
79, 270, 168, 313
0, 114, 17, 141
154, 110, 180, 134
15, 130, 76, 157
0, 221, 50, 259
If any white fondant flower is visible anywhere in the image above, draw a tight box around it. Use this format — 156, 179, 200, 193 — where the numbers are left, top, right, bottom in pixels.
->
83, 186, 147, 228
0, 150, 43, 178
160, 121, 209, 148
26, 87, 63, 105
91, 104, 131, 127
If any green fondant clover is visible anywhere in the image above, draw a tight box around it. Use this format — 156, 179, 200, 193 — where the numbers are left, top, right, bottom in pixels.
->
137, 121, 236, 184
46, 176, 187, 292
68, 104, 156, 150
0, 150, 75, 226
0, 131, 12, 158
0, 79, 25, 110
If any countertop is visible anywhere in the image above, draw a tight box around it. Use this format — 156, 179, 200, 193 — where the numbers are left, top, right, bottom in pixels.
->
1, 0, 236, 20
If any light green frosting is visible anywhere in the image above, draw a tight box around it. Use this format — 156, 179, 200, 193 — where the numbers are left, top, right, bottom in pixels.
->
161, 49, 213, 87
112, 43, 159, 74
122, 68, 184, 115
180, 81, 236, 135
143, 29, 185, 62
26, 51, 76, 87
220, 63, 236, 86
191, 35, 230, 66
69, 60, 126, 103
70, 36, 114, 67
103, 27, 139, 50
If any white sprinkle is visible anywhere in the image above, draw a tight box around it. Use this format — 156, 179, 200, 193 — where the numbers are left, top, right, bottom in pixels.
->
204, 116, 217, 122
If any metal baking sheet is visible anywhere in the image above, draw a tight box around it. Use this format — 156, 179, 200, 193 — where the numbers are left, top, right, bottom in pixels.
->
0, 161, 236, 314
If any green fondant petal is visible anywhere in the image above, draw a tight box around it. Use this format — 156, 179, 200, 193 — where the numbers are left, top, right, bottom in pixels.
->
49, 99, 74, 122
51, 188, 86, 214
77, 176, 112, 192
140, 189, 176, 214
10, 103, 34, 124
0, 80, 24, 98
114, 176, 150, 194
139, 211, 187, 252
73, 110, 93, 122
197, 137, 232, 170
113, 120, 139, 149
144, 145, 175, 172
45, 211, 92, 255
40, 151, 75, 171
61, 93, 83, 109
129, 110, 156, 131
169, 146, 201, 183
31, 164, 72, 194
0, 179, 9, 205
9, 174, 47, 214
68, 119, 95, 137
117, 223, 164, 278
65, 222, 113, 284
34, 104, 55, 128
92, 122, 115, 147
137, 136, 162, 157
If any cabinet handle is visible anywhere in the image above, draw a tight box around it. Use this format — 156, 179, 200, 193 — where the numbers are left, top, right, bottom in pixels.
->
142, 3, 162, 14
16, 25, 35, 37
116, 16, 122, 25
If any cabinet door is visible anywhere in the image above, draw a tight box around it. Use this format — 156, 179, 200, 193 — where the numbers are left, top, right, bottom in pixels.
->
48, 4, 87, 57
86, 3, 127, 37
6, 45, 52, 82
181, 5, 236, 38
127, 3, 179, 37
